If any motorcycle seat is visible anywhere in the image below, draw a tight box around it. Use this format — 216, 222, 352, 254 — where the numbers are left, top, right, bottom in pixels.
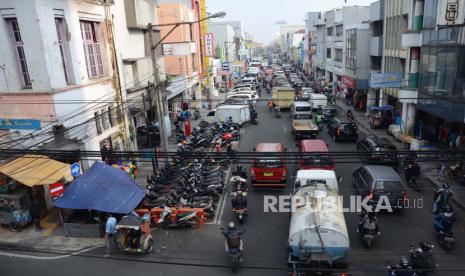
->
177, 211, 195, 218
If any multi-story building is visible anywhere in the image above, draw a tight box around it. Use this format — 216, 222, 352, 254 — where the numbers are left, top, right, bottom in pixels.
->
344, 23, 370, 110
313, 15, 327, 81
157, 0, 202, 111
367, 0, 385, 108
207, 22, 236, 62
277, 25, 305, 55
0, 0, 131, 166
112, 0, 166, 150
407, 0, 465, 142
304, 12, 320, 78
324, 6, 370, 92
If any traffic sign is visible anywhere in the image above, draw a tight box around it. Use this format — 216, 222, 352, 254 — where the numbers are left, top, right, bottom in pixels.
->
222, 62, 231, 71
49, 182, 64, 199
70, 163, 81, 177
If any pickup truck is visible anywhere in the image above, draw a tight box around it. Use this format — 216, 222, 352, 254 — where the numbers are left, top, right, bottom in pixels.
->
291, 113, 319, 140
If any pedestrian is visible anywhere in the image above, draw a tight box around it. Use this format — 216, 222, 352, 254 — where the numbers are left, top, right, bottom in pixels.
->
438, 162, 446, 180
215, 141, 222, 154
268, 100, 273, 112
31, 201, 42, 231
455, 132, 463, 149
449, 130, 457, 149
105, 214, 117, 254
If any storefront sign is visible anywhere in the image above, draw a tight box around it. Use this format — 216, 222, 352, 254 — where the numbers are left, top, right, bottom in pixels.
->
342, 76, 356, 89
0, 119, 41, 130
205, 33, 214, 57
369, 73, 403, 89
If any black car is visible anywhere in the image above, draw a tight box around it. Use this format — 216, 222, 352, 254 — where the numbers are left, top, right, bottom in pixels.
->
317, 106, 338, 122
327, 118, 358, 141
357, 135, 399, 167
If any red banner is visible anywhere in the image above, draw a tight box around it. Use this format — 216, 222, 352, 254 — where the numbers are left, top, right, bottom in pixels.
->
342, 76, 356, 89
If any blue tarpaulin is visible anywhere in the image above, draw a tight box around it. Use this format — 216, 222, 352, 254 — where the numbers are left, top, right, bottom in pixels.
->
367, 105, 394, 111
54, 162, 145, 214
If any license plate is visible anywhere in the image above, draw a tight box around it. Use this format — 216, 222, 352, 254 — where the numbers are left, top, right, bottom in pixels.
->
263, 172, 274, 177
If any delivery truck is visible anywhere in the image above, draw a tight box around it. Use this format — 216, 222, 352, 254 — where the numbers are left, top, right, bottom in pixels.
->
205, 104, 250, 125
272, 86, 295, 111
309, 94, 327, 111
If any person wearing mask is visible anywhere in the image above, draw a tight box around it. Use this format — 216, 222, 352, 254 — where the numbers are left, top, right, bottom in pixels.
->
105, 215, 117, 254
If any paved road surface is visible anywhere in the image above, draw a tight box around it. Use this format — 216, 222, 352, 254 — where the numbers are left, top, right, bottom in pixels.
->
1, 92, 465, 276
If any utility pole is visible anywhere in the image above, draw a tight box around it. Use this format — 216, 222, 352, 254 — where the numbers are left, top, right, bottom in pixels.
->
148, 23, 169, 165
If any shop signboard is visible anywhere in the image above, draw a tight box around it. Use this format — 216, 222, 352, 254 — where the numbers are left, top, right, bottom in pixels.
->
0, 119, 41, 130
342, 76, 356, 89
205, 33, 214, 57
369, 73, 403, 89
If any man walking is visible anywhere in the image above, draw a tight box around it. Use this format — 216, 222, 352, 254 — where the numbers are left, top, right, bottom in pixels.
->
105, 214, 117, 254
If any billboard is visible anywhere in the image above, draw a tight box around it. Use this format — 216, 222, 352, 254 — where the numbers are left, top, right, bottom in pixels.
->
205, 33, 214, 57
369, 73, 403, 89
162, 42, 196, 56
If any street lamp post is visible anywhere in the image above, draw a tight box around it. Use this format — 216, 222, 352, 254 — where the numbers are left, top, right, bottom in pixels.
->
147, 11, 226, 167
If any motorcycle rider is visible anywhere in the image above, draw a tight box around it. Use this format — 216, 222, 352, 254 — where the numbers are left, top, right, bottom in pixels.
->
405, 157, 421, 185
347, 108, 354, 120
388, 257, 416, 276
231, 190, 248, 209
434, 205, 456, 233
226, 116, 234, 126
222, 222, 245, 258
433, 184, 452, 214
232, 165, 247, 179
409, 242, 435, 274
357, 212, 379, 235
314, 111, 324, 127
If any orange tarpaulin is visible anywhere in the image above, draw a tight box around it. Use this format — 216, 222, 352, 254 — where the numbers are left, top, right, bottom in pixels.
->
0, 155, 73, 187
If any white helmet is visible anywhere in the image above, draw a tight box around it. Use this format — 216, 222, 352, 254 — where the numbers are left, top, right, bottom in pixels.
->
228, 222, 235, 230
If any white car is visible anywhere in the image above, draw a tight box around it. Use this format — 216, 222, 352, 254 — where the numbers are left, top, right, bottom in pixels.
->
225, 93, 258, 103
227, 89, 258, 98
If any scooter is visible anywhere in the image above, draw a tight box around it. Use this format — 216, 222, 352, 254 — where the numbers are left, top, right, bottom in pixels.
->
233, 207, 247, 225
157, 206, 200, 228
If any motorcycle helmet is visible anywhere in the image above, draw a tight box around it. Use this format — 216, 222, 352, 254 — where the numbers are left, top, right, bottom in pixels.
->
442, 183, 450, 189
228, 222, 236, 230
230, 127, 234, 131
399, 256, 409, 268
420, 241, 433, 251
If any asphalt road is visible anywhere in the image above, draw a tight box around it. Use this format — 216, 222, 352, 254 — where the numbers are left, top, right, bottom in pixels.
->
2, 92, 465, 276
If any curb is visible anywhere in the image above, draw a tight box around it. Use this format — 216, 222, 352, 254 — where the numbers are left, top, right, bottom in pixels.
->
424, 175, 465, 213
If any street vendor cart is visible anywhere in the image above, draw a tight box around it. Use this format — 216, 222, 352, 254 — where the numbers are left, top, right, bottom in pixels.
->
368, 105, 394, 129
116, 215, 153, 254
0, 186, 32, 232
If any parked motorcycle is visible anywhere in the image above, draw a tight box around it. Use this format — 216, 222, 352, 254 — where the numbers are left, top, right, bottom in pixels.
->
157, 206, 201, 228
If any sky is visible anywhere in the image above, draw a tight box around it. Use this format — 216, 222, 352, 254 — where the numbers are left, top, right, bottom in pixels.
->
207, 0, 376, 44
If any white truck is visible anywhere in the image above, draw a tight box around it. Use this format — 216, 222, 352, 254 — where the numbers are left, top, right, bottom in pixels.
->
309, 94, 328, 111
205, 104, 250, 125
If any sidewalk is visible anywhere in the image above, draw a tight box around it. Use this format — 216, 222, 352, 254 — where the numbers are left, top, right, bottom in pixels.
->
0, 209, 104, 253
335, 99, 465, 212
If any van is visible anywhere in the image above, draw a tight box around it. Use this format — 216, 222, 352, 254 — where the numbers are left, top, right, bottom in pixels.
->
309, 94, 327, 111
291, 102, 312, 117
352, 165, 407, 211
251, 143, 287, 187
297, 139, 335, 171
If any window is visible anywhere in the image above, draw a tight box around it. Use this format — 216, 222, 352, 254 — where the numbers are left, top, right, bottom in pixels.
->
326, 48, 331, 58
335, 49, 343, 62
80, 21, 104, 79
327, 27, 333, 36
95, 112, 102, 135
335, 24, 343, 36
191, 53, 195, 71
108, 106, 116, 127
345, 29, 356, 70
55, 18, 71, 84
101, 109, 109, 130
6, 18, 31, 88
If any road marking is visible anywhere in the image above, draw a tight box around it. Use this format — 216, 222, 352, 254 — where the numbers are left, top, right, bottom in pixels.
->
240, 127, 245, 135
0, 243, 105, 260
283, 125, 287, 134
205, 166, 231, 225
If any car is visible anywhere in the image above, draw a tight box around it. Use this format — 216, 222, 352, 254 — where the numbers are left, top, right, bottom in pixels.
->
234, 83, 255, 91
327, 118, 358, 141
352, 165, 407, 211
317, 106, 338, 122
225, 93, 258, 104
356, 135, 399, 167
227, 89, 258, 98
251, 143, 288, 187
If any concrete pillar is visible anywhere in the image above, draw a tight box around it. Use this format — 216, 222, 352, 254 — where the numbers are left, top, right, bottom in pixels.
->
410, 47, 420, 88
378, 91, 387, 107
406, 103, 416, 135
413, 0, 424, 32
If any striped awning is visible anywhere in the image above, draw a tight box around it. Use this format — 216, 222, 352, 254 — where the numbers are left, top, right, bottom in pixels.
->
0, 155, 73, 187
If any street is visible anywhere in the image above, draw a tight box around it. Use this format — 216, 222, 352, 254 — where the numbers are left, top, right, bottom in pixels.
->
1, 93, 465, 276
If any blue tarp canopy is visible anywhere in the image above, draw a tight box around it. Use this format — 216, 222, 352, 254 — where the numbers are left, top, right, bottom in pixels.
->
367, 105, 394, 111
54, 162, 145, 214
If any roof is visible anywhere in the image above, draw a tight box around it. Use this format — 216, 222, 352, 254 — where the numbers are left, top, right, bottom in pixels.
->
54, 162, 145, 214
363, 165, 402, 181
255, 143, 285, 152
301, 139, 329, 152
296, 169, 337, 181
294, 101, 311, 107
0, 155, 73, 187
310, 94, 327, 99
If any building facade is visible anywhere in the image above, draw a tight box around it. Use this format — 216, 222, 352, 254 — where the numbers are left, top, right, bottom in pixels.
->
0, 0, 131, 167
304, 12, 321, 78
367, 0, 385, 108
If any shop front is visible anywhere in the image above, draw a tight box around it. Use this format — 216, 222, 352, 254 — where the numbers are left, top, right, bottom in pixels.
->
0, 155, 73, 231
342, 75, 355, 105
